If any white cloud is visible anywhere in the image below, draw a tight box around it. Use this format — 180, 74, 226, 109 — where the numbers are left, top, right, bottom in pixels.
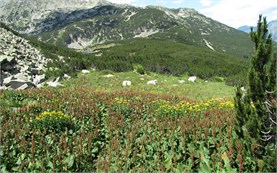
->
200, 0, 212, 7
200, 0, 277, 28
172, 0, 185, 4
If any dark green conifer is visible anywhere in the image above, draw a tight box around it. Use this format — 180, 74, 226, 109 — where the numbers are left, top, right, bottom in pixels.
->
234, 15, 276, 171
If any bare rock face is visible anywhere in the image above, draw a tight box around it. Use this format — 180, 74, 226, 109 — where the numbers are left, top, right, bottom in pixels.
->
0, 27, 49, 89
0, 0, 111, 34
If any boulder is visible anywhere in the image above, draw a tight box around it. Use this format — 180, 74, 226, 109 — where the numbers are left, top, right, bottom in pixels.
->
104, 74, 114, 78
0, 86, 9, 90
3, 76, 13, 86
82, 69, 90, 74
122, 80, 131, 87
46, 81, 64, 87
0, 55, 15, 65
63, 74, 71, 80
178, 80, 185, 84
32, 74, 46, 86
9, 79, 36, 89
188, 76, 197, 82
147, 80, 158, 85
14, 73, 31, 81
0, 71, 11, 85
0, 27, 50, 89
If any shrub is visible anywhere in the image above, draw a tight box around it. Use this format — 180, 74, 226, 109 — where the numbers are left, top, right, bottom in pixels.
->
33, 111, 74, 132
99, 70, 114, 75
133, 64, 146, 75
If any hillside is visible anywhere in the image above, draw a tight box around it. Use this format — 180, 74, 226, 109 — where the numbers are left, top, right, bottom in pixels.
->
0, 0, 253, 58
0, 24, 250, 88
86, 38, 248, 82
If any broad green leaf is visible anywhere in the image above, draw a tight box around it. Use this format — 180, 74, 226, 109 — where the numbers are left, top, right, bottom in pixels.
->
63, 154, 74, 168
164, 157, 172, 170
47, 161, 54, 170
0, 149, 4, 156
91, 147, 98, 153
1, 166, 9, 173
20, 153, 26, 160
16, 157, 22, 165
11, 166, 19, 172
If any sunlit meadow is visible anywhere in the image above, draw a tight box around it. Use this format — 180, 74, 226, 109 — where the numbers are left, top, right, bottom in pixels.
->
0, 84, 252, 172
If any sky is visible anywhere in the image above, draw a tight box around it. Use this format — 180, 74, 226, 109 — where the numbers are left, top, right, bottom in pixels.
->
107, 0, 277, 28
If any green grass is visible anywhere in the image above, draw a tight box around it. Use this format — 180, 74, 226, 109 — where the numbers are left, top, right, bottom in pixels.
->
62, 70, 235, 100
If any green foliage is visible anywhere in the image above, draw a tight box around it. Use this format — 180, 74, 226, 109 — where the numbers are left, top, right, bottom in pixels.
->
0, 90, 27, 107
99, 69, 114, 75
0, 24, 248, 84
234, 15, 277, 172
133, 64, 146, 75
62, 71, 236, 100
0, 86, 255, 172
32, 111, 74, 133
90, 38, 249, 84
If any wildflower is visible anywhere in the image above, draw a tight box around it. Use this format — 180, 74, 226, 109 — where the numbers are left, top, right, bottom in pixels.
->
35, 111, 70, 121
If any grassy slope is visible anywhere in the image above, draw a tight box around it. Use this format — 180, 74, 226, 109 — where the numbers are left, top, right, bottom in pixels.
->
88, 38, 249, 83
62, 71, 235, 100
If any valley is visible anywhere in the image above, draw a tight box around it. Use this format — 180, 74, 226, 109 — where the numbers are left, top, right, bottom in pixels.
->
0, 0, 276, 172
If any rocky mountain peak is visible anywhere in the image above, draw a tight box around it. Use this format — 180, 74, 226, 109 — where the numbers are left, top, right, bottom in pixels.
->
0, 0, 112, 33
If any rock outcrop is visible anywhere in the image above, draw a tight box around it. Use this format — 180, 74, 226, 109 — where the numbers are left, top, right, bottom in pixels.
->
0, 27, 49, 89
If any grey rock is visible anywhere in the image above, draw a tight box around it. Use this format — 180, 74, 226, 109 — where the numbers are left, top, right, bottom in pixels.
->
0, 71, 11, 84
3, 76, 13, 86
0, 55, 17, 71
31, 68, 40, 75
0, 86, 9, 90
14, 73, 31, 81
0, 55, 15, 63
17, 83, 33, 90
9, 79, 36, 89
0, 27, 50, 89
33, 74, 46, 85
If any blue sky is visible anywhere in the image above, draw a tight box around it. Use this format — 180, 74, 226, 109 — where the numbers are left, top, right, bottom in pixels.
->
108, 0, 277, 28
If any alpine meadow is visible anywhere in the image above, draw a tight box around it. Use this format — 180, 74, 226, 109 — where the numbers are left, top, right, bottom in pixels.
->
0, 0, 276, 172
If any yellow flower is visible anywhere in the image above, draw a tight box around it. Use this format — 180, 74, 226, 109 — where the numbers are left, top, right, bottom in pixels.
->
35, 111, 70, 121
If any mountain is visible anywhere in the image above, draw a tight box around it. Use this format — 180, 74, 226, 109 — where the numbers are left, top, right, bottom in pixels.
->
237, 25, 255, 33
0, 0, 112, 33
268, 20, 277, 42
237, 20, 277, 42
0, 0, 253, 58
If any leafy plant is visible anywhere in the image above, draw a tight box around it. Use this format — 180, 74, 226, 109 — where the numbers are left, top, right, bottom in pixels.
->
133, 64, 146, 75
33, 111, 74, 132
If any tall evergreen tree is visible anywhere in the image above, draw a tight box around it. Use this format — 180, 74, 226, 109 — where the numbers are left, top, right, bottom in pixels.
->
234, 15, 276, 171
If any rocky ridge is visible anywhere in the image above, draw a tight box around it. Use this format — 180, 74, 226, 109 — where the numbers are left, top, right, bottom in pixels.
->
0, 0, 111, 33
0, 0, 252, 58
0, 27, 49, 89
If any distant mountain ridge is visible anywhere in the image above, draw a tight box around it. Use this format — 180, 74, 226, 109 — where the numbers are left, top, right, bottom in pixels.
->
238, 20, 277, 42
0, 0, 112, 33
0, 0, 253, 58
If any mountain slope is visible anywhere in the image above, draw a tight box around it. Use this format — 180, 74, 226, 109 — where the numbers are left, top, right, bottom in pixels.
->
88, 38, 248, 81
0, 0, 253, 58
0, 0, 111, 33
0, 23, 49, 89
268, 20, 277, 42
238, 20, 277, 42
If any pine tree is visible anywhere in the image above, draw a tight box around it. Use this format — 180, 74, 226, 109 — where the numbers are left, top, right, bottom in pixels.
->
234, 15, 276, 171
